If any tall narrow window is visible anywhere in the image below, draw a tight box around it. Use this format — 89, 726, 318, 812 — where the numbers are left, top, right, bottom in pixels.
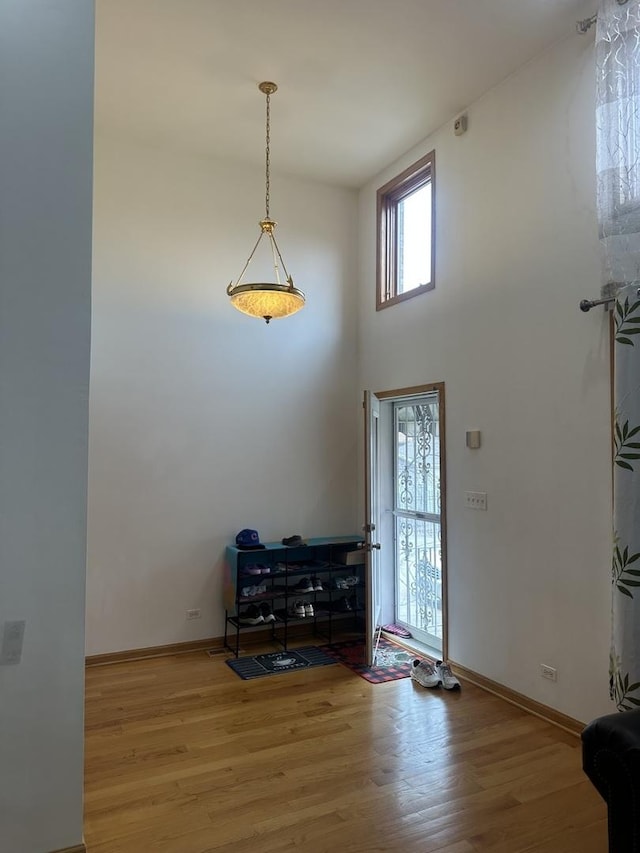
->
377, 150, 435, 310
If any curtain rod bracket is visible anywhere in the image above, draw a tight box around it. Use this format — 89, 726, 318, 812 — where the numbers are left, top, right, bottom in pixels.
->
577, 13, 598, 34
580, 287, 640, 312
579, 0, 630, 32
580, 296, 614, 312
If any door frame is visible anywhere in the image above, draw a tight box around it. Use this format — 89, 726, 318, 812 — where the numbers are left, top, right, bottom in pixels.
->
363, 390, 381, 666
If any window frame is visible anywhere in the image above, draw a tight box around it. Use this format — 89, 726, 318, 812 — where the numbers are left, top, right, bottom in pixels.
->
376, 150, 436, 311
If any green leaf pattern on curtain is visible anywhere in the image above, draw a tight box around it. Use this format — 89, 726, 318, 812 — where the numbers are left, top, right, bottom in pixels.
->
615, 296, 640, 346
614, 417, 640, 470
612, 540, 640, 597
610, 286, 640, 711
610, 652, 640, 709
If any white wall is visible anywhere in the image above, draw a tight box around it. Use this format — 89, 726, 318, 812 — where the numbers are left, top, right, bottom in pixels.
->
358, 34, 613, 723
0, 2, 93, 851
87, 136, 359, 655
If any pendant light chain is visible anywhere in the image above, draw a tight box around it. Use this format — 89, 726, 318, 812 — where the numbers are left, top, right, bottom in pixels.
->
265, 89, 271, 220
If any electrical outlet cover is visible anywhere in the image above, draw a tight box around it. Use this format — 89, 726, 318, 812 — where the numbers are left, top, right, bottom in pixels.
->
0, 620, 26, 665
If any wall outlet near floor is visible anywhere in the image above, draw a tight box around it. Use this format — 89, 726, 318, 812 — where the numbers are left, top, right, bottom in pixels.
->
540, 663, 557, 681
464, 490, 487, 510
186, 608, 202, 620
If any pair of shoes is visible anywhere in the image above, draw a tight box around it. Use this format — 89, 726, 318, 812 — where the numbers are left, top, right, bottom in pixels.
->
382, 623, 412, 639
288, 600, 314, 618
282, 534, 306, 547
292, 577, 315, 594
310, 576, 324, 591
241, 564, 270, 576
411, 659, 461, 690
334, 578, 349, 590
344, 576, 359, 587
240, 582, 267, 597
238, 602, 276, 625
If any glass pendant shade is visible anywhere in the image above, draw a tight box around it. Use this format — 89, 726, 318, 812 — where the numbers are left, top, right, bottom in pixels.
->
229, 283, 305, 322
227, 82, 305, 324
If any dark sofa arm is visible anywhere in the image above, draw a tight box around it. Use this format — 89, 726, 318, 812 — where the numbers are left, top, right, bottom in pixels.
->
582, 708, 640, 852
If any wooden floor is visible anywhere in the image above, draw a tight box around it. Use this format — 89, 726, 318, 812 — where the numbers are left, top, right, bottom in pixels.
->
84, 641, 608, 853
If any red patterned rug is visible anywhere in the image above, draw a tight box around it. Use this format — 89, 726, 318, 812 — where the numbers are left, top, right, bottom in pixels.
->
318, 636, 414, 683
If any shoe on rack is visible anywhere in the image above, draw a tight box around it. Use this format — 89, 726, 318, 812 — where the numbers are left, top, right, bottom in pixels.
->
311, 576, 324, 591
288, 600, 306, 619
333, 596, 352, 613
344, 576, 359, 587
436, 660, 461, 690
293, 577, 314, 594
304, 602, 314, 617
259, 602, 276, 623
242, 582, 266, 597
238, 604, 264, 626
348, 594, 363, 611
259, 564, 271, 574
410, 659, 440, 688
242, 565, 263, 576
334, 578, 348, 590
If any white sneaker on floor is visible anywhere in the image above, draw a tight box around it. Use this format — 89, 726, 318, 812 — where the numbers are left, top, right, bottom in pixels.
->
436, 660, 461, 690
410, 659, 440, 688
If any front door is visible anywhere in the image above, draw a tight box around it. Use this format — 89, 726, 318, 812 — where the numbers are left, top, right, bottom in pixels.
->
366, 383, 447, 660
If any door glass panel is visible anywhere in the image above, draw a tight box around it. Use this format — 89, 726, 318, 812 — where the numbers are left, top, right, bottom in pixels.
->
394, 396, 442, 650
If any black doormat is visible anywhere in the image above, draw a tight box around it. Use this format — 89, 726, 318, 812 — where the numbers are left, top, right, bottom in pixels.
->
225, 646, 338, 680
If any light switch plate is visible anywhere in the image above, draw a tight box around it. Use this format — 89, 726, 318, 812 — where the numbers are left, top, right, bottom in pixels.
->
466, 430, 481, 449
0, 620, 26, 665
464, 491, 487, 510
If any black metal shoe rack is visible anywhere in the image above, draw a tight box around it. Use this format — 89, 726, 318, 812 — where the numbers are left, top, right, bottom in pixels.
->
223, 536, 365, 657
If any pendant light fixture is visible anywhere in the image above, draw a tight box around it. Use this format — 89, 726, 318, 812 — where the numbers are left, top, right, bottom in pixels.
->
227, 82, 305, 324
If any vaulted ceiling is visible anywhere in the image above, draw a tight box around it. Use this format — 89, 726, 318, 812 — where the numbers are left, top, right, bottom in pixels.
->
95, 0, 596, 188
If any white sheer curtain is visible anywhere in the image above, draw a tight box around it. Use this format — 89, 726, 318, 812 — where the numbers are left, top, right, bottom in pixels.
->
596, 0, 640, 710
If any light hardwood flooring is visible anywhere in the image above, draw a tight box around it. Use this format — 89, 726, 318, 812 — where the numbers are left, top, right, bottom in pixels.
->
84, 642, 608, 853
